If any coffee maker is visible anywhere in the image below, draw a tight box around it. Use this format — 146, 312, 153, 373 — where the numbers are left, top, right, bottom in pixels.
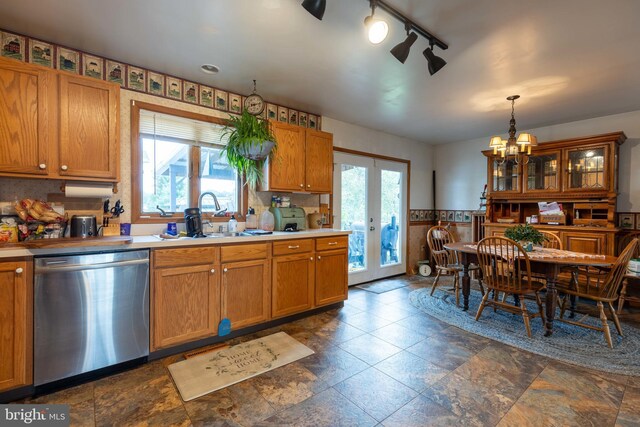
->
184, 207, 203, 237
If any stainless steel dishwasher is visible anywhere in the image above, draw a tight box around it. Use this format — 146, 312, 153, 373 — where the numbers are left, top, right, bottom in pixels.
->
34, 250, 149, 386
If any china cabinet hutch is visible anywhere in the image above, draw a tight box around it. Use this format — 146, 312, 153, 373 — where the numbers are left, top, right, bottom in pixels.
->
483, 132, 626, 255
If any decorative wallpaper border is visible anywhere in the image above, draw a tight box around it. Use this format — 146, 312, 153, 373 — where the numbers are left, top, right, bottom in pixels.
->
409, 210, 477, 224
0, 29, 321, 130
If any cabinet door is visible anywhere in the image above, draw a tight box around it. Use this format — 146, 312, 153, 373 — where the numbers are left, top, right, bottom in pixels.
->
315, 249, 348, 306
221, 259, 270, 330
272, 253, 314, 318
0, 58, 49, 176
523, 150, 561, 194
0, 260, 32, 392
562, 232, 606, 255
305, 129, 333, 193
268, 121, 306, 191
488, 158, 521, 194
563, 145, 609, 193
153, 264, 219, 350
59, 74, 119, 180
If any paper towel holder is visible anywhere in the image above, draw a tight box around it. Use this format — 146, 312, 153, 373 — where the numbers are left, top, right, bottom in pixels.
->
60, 182, 118, 197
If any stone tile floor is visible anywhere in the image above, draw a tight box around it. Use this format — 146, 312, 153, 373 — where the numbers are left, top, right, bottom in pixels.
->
21, 275, 640, 426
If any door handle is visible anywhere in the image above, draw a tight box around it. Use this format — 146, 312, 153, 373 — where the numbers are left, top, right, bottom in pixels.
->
370, 226, 375, 231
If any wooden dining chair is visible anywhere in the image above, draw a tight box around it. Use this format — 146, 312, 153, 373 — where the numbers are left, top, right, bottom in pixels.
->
475, 236, 546, 337
617, 232, 640, 313
556, 238, 638, 348
540, 231, 563, 249
427, 225, 482, 306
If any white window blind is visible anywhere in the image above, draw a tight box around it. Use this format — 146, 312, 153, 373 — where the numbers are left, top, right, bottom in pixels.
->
139, 109, 228, 146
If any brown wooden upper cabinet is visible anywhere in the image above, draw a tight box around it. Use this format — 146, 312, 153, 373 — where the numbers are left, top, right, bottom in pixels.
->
488, 158, 521, 194
562, 144, 610, 193
58, 74, 119, 180
0, 57, 120, 182
523, 149, 561, 194
260, 121, 333, 193
0, 58, 50, 176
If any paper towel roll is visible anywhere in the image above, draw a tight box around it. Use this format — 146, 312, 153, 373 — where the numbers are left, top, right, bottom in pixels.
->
65, 183, 114, 198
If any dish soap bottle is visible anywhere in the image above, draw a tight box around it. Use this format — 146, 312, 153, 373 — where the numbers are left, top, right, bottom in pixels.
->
246, 207, 257, 229
228, 214, 238, 233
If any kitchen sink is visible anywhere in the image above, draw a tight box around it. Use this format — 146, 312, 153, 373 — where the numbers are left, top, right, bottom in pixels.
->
202, 232, 252, 238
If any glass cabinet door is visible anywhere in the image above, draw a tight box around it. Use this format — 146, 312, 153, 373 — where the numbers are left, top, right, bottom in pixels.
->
563, 146, 608, 191
491, 159, 520, 193
525, 151, 559, 192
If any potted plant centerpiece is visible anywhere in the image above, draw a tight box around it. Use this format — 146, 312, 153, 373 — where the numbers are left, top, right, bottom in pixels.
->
221, 109, 277, 189
504, 224, 546, 252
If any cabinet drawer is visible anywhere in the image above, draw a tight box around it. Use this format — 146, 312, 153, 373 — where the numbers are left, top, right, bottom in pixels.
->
316, 236, 348, 251
154, 247, 217, 268
273, 239, 314, 256
221, 243, 269, 262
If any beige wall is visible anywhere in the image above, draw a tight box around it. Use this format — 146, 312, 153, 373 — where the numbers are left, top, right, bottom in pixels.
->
434, 109, 640, 212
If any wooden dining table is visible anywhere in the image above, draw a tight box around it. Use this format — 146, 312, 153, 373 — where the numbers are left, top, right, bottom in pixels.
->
444, 241, 618, 337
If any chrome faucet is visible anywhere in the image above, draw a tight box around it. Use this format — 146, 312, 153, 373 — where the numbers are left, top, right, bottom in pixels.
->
198, 191, 222, 213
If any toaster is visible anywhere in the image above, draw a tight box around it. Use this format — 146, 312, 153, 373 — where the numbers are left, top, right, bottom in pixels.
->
270, 207, 306, 231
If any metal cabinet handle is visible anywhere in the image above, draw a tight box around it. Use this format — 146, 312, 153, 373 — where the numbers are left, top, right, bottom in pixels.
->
288, 245, 300, 249
15, 267, 23, 274
223, 268, 228, 273
307, 184, 311, 188
317, 256, 322, 260
210, 269, 215, 274
39, 163, 46, 170
61, 165, 68, 171
328, 242, 338, 245
310, 257, 314, 261
300, 183, 304, 187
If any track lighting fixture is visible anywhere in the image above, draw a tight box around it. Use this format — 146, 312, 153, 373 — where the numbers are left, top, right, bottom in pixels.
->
423, 41, 447, 75
390, 24, 417, 64
301, 0, 326, 21
364, 0, 388, 44
301, 0, 449, 75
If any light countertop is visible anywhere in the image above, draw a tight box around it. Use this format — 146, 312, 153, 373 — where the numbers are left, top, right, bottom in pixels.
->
0, 229, 351, 259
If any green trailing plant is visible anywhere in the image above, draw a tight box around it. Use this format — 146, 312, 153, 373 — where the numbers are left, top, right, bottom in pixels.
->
220, 109, 277, 189
504, 224, 546, 246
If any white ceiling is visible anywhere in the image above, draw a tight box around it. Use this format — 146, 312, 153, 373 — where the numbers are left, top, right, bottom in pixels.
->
2, 0, 640, 144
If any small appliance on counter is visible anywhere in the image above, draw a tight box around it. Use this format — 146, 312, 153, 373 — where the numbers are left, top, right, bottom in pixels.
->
184, 207, 203, 237
70, 215, 98, 238
270, 207, 306, 232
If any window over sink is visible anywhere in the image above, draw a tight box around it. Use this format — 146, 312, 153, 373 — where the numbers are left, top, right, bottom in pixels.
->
131, 101, 247, 223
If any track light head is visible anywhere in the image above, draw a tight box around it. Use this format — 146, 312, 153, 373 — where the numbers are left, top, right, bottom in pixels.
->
423, 44, 447, 75
390, 31, 417, 64
364, 0, 388, 44
301, 0, 326, 20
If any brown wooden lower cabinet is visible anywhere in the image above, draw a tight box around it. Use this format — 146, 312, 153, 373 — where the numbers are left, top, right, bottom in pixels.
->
315, 248, 348, 306
0, 259, 33, 392
221, 259, 271, 330
272, 252, 315, 318
563, 232, 607, 255
152, 264, 220, 350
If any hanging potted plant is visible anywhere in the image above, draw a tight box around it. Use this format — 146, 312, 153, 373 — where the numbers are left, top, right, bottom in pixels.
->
221, 109, 277, 189
504, 224, 546, 252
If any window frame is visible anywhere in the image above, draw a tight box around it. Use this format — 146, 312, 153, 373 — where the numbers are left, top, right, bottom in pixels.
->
131, 100, 247, 224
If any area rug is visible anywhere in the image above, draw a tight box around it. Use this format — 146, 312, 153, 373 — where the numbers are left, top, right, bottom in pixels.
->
168, 332, 314, 401
356, 278, 409, 293
410, 287, 640, 376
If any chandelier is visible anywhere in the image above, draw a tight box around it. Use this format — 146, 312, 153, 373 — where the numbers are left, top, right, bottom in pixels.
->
489, 95, 537, 165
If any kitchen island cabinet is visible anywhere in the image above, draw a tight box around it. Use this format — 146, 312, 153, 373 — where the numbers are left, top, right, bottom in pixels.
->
152, 247, 219, 350
0, 258, 32, 392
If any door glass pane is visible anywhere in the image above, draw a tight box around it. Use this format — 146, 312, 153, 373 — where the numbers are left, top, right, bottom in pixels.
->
380, 169, 401, 266
200, 146, 238, 213
492, 159, 519, 192
340, 164, 367, 272
568, 148, 605, 189
141, 137, 189, 213
527, 153, 558, 190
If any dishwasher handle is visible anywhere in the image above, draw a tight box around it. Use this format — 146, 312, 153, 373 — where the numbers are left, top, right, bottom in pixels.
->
36, 258, 149, 274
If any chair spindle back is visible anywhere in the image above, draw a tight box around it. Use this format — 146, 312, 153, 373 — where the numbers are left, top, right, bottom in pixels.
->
427, 226, 458, 268
477, 236, 533, 293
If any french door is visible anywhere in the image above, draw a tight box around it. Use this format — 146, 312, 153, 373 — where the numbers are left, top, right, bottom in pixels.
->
333, 152, 407, 285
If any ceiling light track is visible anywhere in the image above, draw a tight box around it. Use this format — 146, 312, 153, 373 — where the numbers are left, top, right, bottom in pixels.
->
372, 0, 448, 51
